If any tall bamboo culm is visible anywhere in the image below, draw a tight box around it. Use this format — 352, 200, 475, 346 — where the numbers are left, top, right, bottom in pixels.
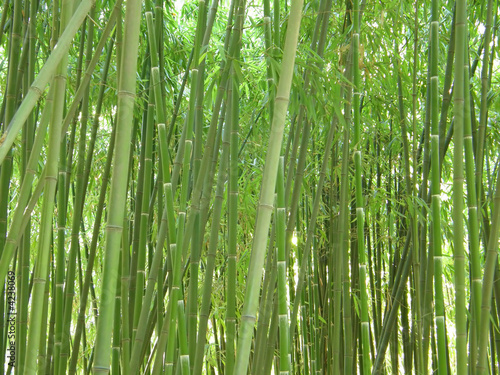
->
452, 0, 467, 373
232, 0, 303, 372
430, 0, 448, 373
93, 0, 142, 371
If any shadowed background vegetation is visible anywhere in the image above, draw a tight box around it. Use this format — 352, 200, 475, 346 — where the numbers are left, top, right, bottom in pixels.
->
0, 0, 499, 374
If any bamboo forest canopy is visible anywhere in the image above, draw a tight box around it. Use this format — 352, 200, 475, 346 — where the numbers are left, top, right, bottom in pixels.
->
0, 0, 499, 373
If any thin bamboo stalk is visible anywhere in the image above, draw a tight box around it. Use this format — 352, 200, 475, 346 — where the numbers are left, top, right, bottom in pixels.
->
58, 9, 100, 372
463, 37, 482, 375
351, 0, 371, 372
453, 0, 467, 372
0, 0, 23, 267
475, 0, 494, 214
23, 0, 74, 371
192, 96, 231, 375
276, 157, 291, 374
68, 116, 117, 375
477, 166, 500, 374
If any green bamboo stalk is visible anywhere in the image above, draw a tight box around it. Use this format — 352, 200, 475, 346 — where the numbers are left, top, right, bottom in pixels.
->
151, 4, 243, 372
255, 246, 277, 375
0, 0, 23, 269
127, 71, 154, 370
410, 2, 424, 372
126, 201, 171, 373
285, 0, 331, 341
170, 3, 242, 287
120, 211, 132, 375
342, 64, 354, 375
429, 0, 447, 373
232, 0, 303, 372
188, 0, 209, 358
61, 2, 121, 136
463, 31, 482, 375
130, 12, 168, 344
276, 157, 291, 374
0, 88, 52, 294
129, 14, 164, 346
66, 45, 116, 369
186, 0, 221, 368
58, 9, 100, 372
40, 259, 54, 374
53, 105, 68, 375
225, 1, 245, 370
0, 0, 96, 165
147, 208, 174, 375
10, 1, 34, 373
421, 50, 434, 374
131, 120, 151, 346
352, 0, 370, 372
251, 11, 290, 375
289, 89, 340, 342
453, 0, 467, 372
476, 167, 500, 375
164, 236, 183, 375
0, 0, 9, 47
112, 246, 124, 375
93, 0, 142, 371
16, 0, 39, 370
128, 71, 178, 375
68, 115, 117, 375
475, 0, 494, 213
192, 99, 231, 375
23, 0, 74, 371
283, 0, 328, 253
393, 8, 424, 372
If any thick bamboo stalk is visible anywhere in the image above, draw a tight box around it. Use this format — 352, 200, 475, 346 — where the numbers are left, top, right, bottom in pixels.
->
429, 0, 448, 373
232, 0, 303, 372
93, 0, 142, 371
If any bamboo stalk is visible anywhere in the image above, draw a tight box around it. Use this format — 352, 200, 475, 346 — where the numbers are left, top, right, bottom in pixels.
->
453, 0, 467, 372
429, 0, 448, 373
232, 0, 303, 371
93, 0, 142, 371
477, 167, 500, 375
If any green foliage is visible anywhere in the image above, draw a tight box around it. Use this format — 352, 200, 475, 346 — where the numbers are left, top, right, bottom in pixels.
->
0, 0, 499, 374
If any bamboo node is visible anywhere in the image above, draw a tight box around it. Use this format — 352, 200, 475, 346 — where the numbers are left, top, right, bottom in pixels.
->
275, 96, 289, 103
106, 224, 123, 231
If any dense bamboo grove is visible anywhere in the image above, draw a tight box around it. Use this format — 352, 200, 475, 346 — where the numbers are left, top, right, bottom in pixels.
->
0, 0, 500, 373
